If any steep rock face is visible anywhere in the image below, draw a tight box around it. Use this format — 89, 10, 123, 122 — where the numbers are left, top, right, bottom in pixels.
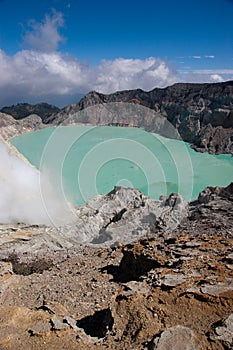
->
46, 81, 233, 154
0, 112, 45, 140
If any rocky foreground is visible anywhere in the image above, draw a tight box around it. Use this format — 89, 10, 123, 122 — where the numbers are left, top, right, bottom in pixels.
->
0, 184, 232, 349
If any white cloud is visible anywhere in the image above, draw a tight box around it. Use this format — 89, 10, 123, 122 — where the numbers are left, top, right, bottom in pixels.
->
0, 50, 180, 106
93, 57, 178, 93
210, 74, 224, 82
22, 10, 65, 52
178, 69, 233, 84
190, 55, 215, 59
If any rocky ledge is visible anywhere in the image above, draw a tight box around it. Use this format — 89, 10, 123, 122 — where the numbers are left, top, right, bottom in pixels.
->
0, 184, 232, 349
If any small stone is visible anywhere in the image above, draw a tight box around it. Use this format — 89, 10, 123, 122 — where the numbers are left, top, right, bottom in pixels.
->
184, 241, 201, 248
29, 323, 51, 337
211, 314, 233, 345
215, 326, 226, 336
40, 301, 68, 317
226, 264, 233, 270
122, 281, 149, 295
64, 316, 78, 330
226, 253, 233, 263
200, 279, 233, 297
50, 317, 69, 331
160, 274, 187, 288
152, 325, 198, 350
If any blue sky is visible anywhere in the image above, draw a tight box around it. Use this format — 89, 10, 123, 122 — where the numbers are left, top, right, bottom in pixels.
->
0, 0, 232, 107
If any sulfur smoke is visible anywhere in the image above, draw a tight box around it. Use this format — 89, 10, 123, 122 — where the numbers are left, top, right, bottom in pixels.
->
0, 139, 75, 226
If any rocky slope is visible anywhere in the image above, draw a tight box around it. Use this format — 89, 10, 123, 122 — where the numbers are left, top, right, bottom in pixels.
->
46, 80, 233, 154
0, 103, 60, 121
0, 184, 232, 349
0, 112, 46, 140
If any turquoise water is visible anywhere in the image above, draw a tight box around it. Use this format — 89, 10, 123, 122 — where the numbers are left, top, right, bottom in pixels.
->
11, 125, 233, 205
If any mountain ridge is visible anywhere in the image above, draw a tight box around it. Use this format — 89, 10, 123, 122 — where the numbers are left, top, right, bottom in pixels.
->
0, 102, 60, 121
0, 80, 232, 154
45, 80, 233, 154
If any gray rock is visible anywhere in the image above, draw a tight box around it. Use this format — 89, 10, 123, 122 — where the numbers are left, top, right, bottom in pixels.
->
64, 187, 188, 245
160, 274, 187, 288
200, 279, 233, 297
64, 316, 78, 330
0, 181, 182, 251
0, 182, 231, 255
50, 317, 69, 331
210, 314, 233, 345
0, 112, 46, 140
184, 241, 201, 248
29, 323, 51, 336
41, 301, 68, 317
198, 188, 214, 204
121, 281, 150, 296
152, 325, 198, 350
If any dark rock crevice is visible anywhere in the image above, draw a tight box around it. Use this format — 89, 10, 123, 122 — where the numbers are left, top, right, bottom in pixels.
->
77, 308, 114, 338
104, 208, 127, 228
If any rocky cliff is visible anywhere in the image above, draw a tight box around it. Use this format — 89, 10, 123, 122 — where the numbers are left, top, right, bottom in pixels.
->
46, 80, 233, 154
0, 112, 46, 140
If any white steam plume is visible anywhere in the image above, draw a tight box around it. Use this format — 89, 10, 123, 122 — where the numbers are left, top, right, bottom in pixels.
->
0, 139, 75, 226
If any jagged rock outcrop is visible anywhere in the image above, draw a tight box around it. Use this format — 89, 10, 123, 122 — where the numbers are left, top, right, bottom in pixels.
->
68, 187, 187, 245
0, 183, 232, 255
0, 112, 45, 140
46, 81, 233, 154
0, 187, 188, 254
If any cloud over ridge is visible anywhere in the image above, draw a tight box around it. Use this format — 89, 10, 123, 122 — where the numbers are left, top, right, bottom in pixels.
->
0, 49, 179, 106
